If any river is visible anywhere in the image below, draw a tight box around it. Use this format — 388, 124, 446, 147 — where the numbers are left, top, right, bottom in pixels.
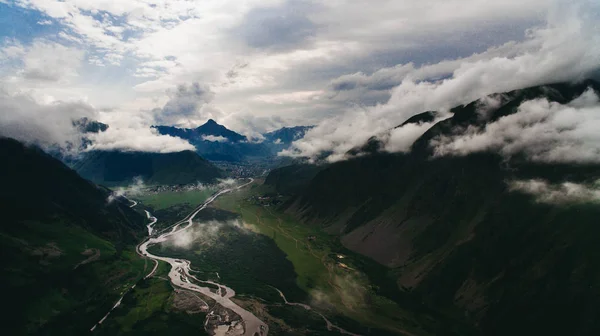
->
137, 178, 268, 336
94, 178, 358, 335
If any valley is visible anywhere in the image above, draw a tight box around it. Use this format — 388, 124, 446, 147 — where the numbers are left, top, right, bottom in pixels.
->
3, 3, 599, 335
90, 175, 470, 336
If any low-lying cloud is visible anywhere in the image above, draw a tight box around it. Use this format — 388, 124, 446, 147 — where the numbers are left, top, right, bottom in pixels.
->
165, 219, 247, 250
432, 89, 600, 163
282, 7, 600, 162
508, 179, 600, 204
0, 90, 95, 154
382, 117, 449, 154
107, 176, 146, 203
86, 126, 195, 153
201, 135, 228, 143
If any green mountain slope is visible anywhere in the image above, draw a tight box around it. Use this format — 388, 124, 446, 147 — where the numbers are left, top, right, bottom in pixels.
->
0, 137, 147, 335
268, 80, 600, 336
73, 150, 223, 186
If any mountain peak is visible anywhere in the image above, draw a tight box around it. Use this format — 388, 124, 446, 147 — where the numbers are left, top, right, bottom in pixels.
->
205, 118, 218, 125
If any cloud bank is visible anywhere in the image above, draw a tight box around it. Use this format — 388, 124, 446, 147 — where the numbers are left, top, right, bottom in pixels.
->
1, 0, 598, 158
284, 6, 600, 161
509, 179, 600, 204
86, 127, 195, 153
0, 89, 95, 153
432, 89, 600, 163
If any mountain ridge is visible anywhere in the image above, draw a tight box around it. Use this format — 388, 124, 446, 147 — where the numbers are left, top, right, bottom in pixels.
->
0, 137, 148, 334
73, 149, 223, 186
154, 120, 312, 162
265, 80, 600, 336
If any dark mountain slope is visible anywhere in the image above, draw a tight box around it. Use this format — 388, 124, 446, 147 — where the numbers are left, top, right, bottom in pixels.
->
154, 119, 246, 143
264, 125, 313, 145
264, 163, 325, 195
73, 150, 223, 186
0, 137, 147, 335
269, 80, 600, 336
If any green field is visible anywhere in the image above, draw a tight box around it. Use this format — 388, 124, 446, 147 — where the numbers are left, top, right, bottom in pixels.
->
137, 189, 215, 211
94, 259, 209, 336
88, 181, 460, 335
0, 218, 148, 335
213, 182, 436, 336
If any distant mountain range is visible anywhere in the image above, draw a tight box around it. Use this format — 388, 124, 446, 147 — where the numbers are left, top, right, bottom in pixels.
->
73, 149, 223, 186
265, 80, 600, 336
154, 120, 313, 162
0, 137, 147, 334
263, 125, 314, 145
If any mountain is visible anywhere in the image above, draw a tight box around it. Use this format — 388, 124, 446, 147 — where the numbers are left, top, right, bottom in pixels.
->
154, 119, 246, 144
195, 118, 247, 142
154, 121, 314, 162
263, 125, 314, 145
266, 80, 600, 336
72, 117, 109, 134
0, 137, 147, 334
73, 150, 223, 186
154, 119, 271, 162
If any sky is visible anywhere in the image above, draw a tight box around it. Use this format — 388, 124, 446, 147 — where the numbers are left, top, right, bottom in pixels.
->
0, 0, 598, 157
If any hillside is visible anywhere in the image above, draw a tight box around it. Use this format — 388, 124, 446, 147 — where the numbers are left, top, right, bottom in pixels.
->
267, 80, 600, 336
0, 137, 147, 335
73, 150, 223, 186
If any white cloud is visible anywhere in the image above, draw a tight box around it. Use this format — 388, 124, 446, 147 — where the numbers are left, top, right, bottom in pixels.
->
202, 135, 228, 143
0, 39, 84, 83
0, 0, 598, 156
284, 5, 600, 161
432, 89, 600, 163
86, 127, 195, 153
383, 118, 448, 153
0, 89, 94, 153
165, 219, 247, 249
509, 179, 600, 204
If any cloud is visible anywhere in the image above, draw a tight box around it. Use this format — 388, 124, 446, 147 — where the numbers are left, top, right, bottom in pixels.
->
86, 127, 195, 153
233, 0, 318, 51
219, 113, 288, 141
0, 39, 84, 86
0, 89, 95, 153
20, 41, 83, 82
202, 135, 228, 143
107, 176, 146, 203
432, 89, 600, 163
508, 179, 600, 204
164, 219, 247, 249
1, 0, 597, 153
283, 6, 600, 161
0, 81, 194, 155
152, 82, 221, 126
382, 119, 448, 153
